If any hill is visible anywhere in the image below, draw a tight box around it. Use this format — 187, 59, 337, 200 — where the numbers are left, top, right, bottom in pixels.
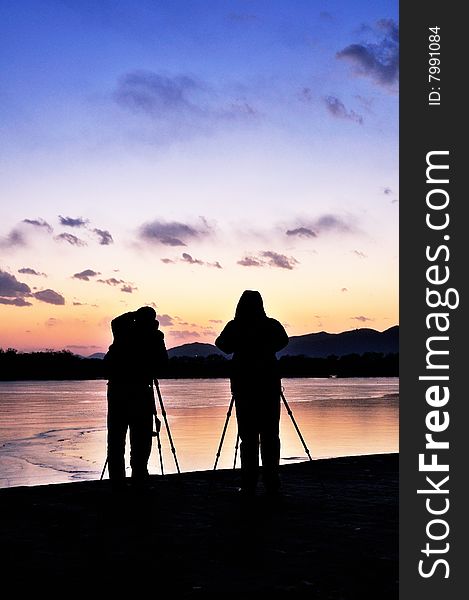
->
278, 325, 399, 358
167, 326, 399, 358
167, 342, 225, 359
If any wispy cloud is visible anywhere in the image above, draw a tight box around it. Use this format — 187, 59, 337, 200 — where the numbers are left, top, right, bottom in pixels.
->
0, 229, 27, 248
261, 251, 299, 270
54, 233, 87, 246
115, 71, 203, 116
0, 297, 32, 307
23, 218, 53, 233
238, 251, 299, 270
157, 314, 174, 327
337, 19, 399, 89
170, 330, 201, 340
139, 218, 213, 247
352, 250, 367, 258
285, 214, 356, 239
113, 70, 258, 143
33, 289, 65, 305
324, 96, 363, 124
18, 267, 47, 277
181, 252, 204, 266
181, 253, 222, 268
237, 256, 264, 267
72, 269, 101, 281
45, 317, 61, 327
93, 228, 114, 245
351, 315, 374, 323
97, 277, 137, 293
286, 226, 317, 238
121, 284, 137, 294
59, 215, 89, 228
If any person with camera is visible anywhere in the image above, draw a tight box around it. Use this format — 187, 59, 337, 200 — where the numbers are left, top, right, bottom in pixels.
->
103, 306, 168, 489
215, 290, 289, 496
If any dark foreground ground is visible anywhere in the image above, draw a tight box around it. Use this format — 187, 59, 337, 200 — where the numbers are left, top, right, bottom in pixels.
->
0, 454, 397, 598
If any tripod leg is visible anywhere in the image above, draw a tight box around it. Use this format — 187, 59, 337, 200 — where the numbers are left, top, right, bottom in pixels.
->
154, 379, 181, 474
281, 390, 313, 461
213, 395, 235, 470
153, 412, 164, 476
233, 432, 240, 469
100, 457, 108, 481
281, 389, 330, 496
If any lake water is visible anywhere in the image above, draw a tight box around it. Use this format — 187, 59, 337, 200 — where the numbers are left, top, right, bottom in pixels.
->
0, 378, 399, 488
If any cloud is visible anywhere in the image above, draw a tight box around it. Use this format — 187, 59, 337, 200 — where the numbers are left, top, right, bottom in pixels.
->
324, 96, 363, 124
298, 87, 313, 103
72, 269, 100, 281
209, 319, 223, 324
209, 261, 223, 269
341, 287, 348, 292
54, 233, 87, 246
1, 218, 54, 249
285, 214, 356, 240
139, 218, 212, 247
33, 289, 65, 305
114, 70, 258, 142
237, 256, 264, 267
46, 317, 61, 327
316, 214, 354, 233
286, 227, 317, 238
182, 252, 204, 265
157, 314, 174, 327
0, 297, 32, 307
351, 315, 374, 323
337, 19, 399, 89
161, 258, 175, 264
352, 250, 367, 258
238, 251, 298, 270
23, 218, 53, 233
121, 284, 137, 293
97, 277, 137, 293
170, 330, 201, 340
18, 267, 47, 277
261, 251, 299, 270
93, 228, 114, 245
97, 277, 124, 286
0, 228, 27, 248
59, 215, 89, 228
0, 269, 31, 297
115, 71, 203, 116
383, 187, 393, 195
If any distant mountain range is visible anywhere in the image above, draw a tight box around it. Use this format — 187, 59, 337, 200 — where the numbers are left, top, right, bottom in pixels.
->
87, 325, 398, 359
277, 325, 399, 358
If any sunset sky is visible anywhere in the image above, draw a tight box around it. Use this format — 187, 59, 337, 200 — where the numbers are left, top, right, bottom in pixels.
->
0, 0, 398, 354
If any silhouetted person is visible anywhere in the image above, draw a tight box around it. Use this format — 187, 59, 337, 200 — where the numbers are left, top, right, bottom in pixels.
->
215, 290, 289, 495
103, 306, 168, 489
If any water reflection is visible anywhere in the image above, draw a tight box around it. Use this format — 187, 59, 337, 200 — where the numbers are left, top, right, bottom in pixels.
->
0, 378, 398, 488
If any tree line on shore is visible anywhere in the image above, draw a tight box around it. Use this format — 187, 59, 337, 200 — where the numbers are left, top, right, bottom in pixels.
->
0, 348, 398, 380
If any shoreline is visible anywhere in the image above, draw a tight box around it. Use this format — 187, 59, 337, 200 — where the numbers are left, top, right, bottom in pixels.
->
0, 453, 398, 597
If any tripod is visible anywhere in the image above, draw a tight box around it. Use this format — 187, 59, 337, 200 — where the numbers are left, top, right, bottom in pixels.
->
100, 379, 180, 480
213, 387, 314, 470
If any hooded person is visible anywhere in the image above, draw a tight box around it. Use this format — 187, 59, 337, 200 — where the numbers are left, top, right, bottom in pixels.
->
103, 306, 168, 488
215, 290, 289, 495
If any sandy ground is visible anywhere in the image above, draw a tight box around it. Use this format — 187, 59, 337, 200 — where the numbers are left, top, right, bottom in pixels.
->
0, 454, 397, 598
